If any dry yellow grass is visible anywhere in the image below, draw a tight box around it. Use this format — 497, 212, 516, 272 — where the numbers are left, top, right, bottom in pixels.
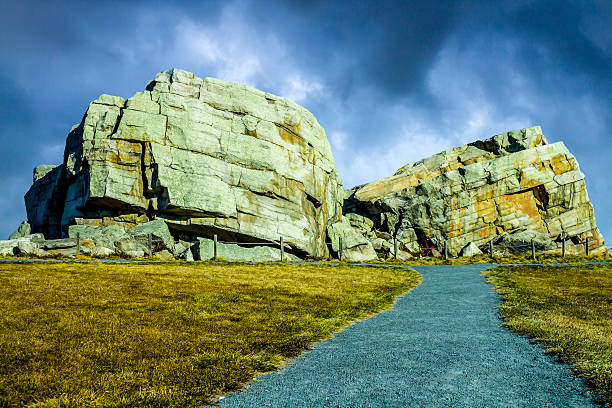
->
0, 261, 420, 407
484, 264, 612, 405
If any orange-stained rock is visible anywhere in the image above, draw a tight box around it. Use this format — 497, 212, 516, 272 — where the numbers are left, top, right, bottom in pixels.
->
345, 126, 606, 257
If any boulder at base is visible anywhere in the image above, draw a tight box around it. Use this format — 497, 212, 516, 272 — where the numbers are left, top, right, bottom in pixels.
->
459, 242, 483, 257
327, 216, 378, 262
495, 229, 556, 255
195, 238, 299, 262
8, 221, 31, 240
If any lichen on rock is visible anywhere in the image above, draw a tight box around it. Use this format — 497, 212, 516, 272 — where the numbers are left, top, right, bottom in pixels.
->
25, 68, 344, 259
343, 126, 607, 257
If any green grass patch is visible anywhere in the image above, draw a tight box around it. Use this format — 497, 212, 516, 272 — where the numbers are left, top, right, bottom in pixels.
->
0, 262, 420, 407
483, 263, 612, 405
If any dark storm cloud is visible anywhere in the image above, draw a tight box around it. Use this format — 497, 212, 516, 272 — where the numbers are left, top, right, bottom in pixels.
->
0, 0, 611, 241
0, 72, 32, 173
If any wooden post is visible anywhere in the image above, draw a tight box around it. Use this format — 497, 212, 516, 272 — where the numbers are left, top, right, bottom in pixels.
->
393, 237, 397, 259
444, 240, 448, 260
280, 236, 284, 262
339, 237, 343, 261
586, 237, 590, 256
531, 238, 535, 260
213, 234, 218, 260
562, 233, 566, 258
75, 232, 80, 258
147, 233, 152, 258
489, 240, 493, 258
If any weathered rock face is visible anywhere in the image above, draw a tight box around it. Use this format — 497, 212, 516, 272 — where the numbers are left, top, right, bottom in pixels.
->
8, 221, 31, 240
344, 126, 607, 257
25, 69, 343, 259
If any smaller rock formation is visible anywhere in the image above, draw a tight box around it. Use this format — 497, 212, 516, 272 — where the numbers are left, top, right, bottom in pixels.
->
342, 126, 607, 258
459, 242, 483, 257
493, 229, 555, 256
8, 221, 31, 240
327, 215, 378, 261
195, 238, 298, 262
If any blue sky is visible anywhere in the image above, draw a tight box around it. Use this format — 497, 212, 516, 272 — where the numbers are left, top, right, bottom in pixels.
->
1, 0, 611, 241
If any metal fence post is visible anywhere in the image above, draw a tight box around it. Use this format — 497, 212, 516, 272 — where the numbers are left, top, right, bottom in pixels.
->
444, 240, 448, 260
339, 237, 343, 261
393, 237, 397, 259
76, 232, 80, 257
147, 233, 152, 258
562, 233, 566, 258
489, 240, 493, 257
280, 236, 284, 262
213, 234, 218, 259
531, 238, 535, 260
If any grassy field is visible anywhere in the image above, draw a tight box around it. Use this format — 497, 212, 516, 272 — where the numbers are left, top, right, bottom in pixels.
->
484, 264, 612, 405
0, 261, 420, 407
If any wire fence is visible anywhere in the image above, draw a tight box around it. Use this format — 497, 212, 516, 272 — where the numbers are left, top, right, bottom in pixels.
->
72, 231, 591, 261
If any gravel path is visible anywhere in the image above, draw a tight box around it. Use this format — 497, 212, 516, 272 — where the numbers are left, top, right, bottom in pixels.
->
220, 264, 598, 407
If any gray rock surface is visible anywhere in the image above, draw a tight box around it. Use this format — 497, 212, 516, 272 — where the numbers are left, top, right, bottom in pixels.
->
8, 221, 31, 240
459, 242, 483, 257
195, 237, 299, 262
16, 238, 45, 257
0, 235, 47, 257
496, 229, 556, 255
327, 216, 378, 261
127, 219, 174, 253
24, 69, 343, 260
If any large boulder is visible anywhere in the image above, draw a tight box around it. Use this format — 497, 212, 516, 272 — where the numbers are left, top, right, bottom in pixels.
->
344, 126, 607, 257
0, 234, 46, 257
24, 69, 343, 259
126, 219, 175, 253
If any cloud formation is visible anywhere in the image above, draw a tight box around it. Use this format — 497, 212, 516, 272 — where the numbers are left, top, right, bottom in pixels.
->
1, 0, 611, 241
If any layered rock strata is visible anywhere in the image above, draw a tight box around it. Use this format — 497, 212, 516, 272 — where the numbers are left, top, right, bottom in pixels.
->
25, 69, 343, 259
342, 126, 607, 258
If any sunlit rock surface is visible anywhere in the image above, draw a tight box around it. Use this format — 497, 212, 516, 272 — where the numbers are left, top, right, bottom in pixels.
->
344, 126, 607, 257
25, 69, 343, 259
21, 71, 606, 261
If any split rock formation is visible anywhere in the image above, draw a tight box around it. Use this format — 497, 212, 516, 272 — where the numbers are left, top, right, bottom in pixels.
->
8, 69, 607, 260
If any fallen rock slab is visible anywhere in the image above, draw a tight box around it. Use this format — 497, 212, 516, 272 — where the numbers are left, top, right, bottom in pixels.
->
195, 238, 299, 262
